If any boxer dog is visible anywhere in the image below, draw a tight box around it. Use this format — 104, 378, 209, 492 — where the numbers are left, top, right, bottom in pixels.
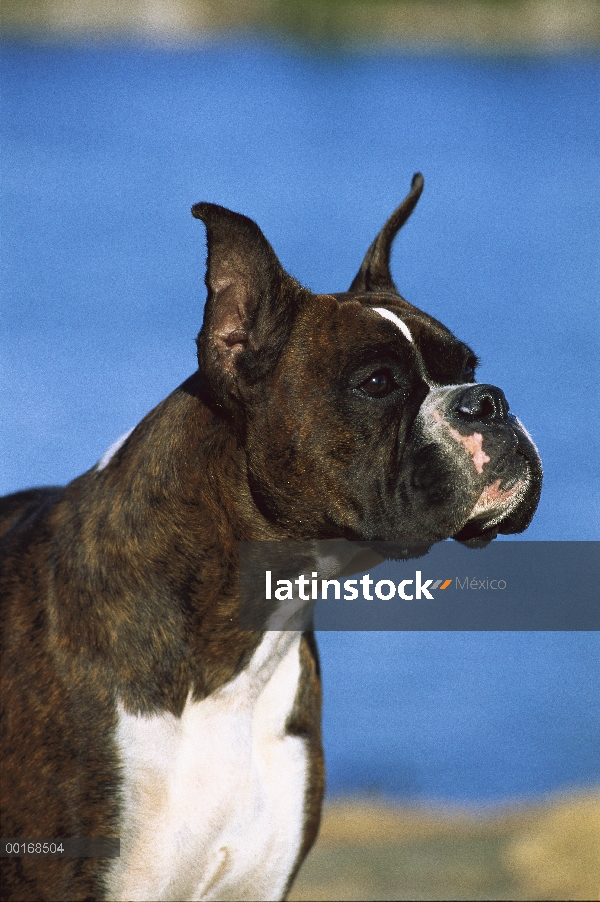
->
0, 174, 542, 901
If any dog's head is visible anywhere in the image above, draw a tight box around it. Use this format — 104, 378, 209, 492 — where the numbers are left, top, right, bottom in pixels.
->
192, 174, 542, 547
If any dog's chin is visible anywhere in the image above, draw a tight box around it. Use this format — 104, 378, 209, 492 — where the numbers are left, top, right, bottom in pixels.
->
452, 469, 534, 548
452, 521, 501, 548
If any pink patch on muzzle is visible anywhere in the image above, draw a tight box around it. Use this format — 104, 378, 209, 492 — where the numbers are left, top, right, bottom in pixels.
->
445, 425, 490, 474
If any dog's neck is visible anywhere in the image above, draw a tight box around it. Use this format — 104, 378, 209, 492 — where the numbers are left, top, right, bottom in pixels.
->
48, 371, 278, 717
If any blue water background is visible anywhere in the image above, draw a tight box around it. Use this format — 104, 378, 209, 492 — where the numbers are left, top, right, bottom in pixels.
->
1, 42, 599, 802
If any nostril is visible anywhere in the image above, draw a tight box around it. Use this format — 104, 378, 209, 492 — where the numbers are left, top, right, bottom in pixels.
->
479, 394, 495, 419
454, 385, 509, 424
458, 396, 493, 418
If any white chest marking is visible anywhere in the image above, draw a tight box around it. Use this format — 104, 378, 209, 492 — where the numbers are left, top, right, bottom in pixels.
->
105, 632, 308, 902
96, 427, 135, 471
372, 307, 413, 343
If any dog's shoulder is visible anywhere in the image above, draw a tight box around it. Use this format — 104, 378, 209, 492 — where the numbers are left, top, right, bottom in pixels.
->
0, 486, 63, 543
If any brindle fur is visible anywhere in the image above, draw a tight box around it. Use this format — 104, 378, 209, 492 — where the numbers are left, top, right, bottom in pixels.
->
1, 174, 541, 901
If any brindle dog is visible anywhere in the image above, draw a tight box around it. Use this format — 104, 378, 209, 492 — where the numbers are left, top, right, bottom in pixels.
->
1, 174, 541, 901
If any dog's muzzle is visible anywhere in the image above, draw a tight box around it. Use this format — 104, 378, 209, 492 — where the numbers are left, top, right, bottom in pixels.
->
415, 382, 542, 547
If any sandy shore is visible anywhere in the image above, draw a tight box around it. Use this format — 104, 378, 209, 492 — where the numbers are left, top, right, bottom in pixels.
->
289, 790, 600, 901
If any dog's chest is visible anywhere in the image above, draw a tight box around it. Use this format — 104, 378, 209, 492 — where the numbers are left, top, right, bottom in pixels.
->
105, 632, 307, 902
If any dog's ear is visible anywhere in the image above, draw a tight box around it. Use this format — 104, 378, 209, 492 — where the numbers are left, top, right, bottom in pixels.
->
349, 172, 424, 294
192, 203, 305, 405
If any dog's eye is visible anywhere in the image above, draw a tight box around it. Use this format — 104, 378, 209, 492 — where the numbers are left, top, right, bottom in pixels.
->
360, 370, 395, 397
462, 359, 476, 382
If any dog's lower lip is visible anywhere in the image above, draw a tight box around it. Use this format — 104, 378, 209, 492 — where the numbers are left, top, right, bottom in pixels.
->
456, 461, 531, 538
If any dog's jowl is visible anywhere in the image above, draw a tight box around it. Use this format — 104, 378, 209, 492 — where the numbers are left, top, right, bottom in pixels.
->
0, 174, 542, 902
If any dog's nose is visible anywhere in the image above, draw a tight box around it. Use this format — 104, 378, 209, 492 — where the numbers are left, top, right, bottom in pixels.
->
453, 384, 509, 425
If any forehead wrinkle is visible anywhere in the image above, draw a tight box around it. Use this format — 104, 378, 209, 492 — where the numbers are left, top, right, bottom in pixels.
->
372, 307, 413, 344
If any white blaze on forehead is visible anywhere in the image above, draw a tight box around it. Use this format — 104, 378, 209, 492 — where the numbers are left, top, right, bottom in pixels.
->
372, 307, 413, 343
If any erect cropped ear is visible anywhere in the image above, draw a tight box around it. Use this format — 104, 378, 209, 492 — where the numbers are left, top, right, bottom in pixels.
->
349, 172, 424, 294
192, 203, 306, 405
